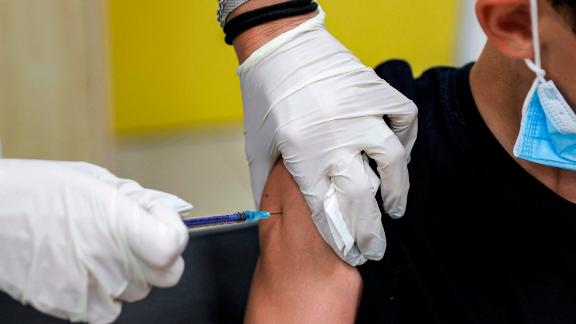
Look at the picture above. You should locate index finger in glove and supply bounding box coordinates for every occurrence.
[330,152,386,262]
[337,70,418,155]
[120,218,186,306]
[117,180,194,216]
[281,157,371,267]
[363,126,410,219]
[60,161,120,182]
[116,196,189,287]
[372,83,418,155]
[386,99,418,158]
[113,182,191,274]
[60,162,194,216]
[136,204,187,288]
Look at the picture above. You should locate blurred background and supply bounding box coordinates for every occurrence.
[0,0,485,217]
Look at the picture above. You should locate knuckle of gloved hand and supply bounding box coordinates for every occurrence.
[407,100,418,114]
[118,179,146,197]
[332,163,374,202]
[382,143,408,170]
[145,257,186,289]
[120,282,153,303]
[347,184,375,205]
[403,100,419,120]
[147,224,188,269]
[73,161,100,171]
[72,161,114,180]
[68,170,107,196]
[340,175,375,202]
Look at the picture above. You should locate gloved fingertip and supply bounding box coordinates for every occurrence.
[145,190,193,214]
[119,282,152,303]
[125,205,189,271]
[363,247,386,262]
[162,257,186,288]
[387,208,405,219]
[149,205,190,247]
[346,255,368,267]
[145,257,186,288]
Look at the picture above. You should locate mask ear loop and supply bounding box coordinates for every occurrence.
[525,59,547,83]
[525,0,547,83]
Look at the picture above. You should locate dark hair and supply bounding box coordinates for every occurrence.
[551,0,576,29]
[551,0,576,16]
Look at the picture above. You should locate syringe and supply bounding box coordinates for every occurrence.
[181,210,271,230]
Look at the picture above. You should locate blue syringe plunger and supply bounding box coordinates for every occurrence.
[183,210,271,229]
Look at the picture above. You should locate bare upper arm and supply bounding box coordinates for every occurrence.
[244,161,362,324]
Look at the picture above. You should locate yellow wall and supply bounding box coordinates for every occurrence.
[109,1,459,135]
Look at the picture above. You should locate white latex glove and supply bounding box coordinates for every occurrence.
[239,7,418,266]
[0,159,191,324]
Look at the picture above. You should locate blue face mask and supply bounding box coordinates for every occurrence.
[513,0,576,171]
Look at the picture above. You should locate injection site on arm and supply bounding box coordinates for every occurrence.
[245,161,362,323]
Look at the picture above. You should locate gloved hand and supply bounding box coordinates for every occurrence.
[239,7,418,266]
[0,159,191,324]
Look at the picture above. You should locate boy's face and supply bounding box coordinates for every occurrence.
[476,0,576,109]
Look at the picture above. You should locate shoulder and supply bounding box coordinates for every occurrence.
[373,59,462,105]
[374,60,476,153]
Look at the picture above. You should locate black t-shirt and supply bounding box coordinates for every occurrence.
[358,60,576,324]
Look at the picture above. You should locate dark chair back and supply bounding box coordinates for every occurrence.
[0,225,260,324]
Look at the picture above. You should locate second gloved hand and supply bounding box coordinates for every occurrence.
[0,159,190,324]
[239,7,418,266]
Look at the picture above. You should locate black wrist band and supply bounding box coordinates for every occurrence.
[224,0,318,45]
[224,0,311,32]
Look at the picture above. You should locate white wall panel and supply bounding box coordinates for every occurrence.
[0,0,113,166]
[457,0,487,65]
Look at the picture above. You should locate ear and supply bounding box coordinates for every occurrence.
[476,0,534,59]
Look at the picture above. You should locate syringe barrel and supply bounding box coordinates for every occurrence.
[183,212,248,228]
